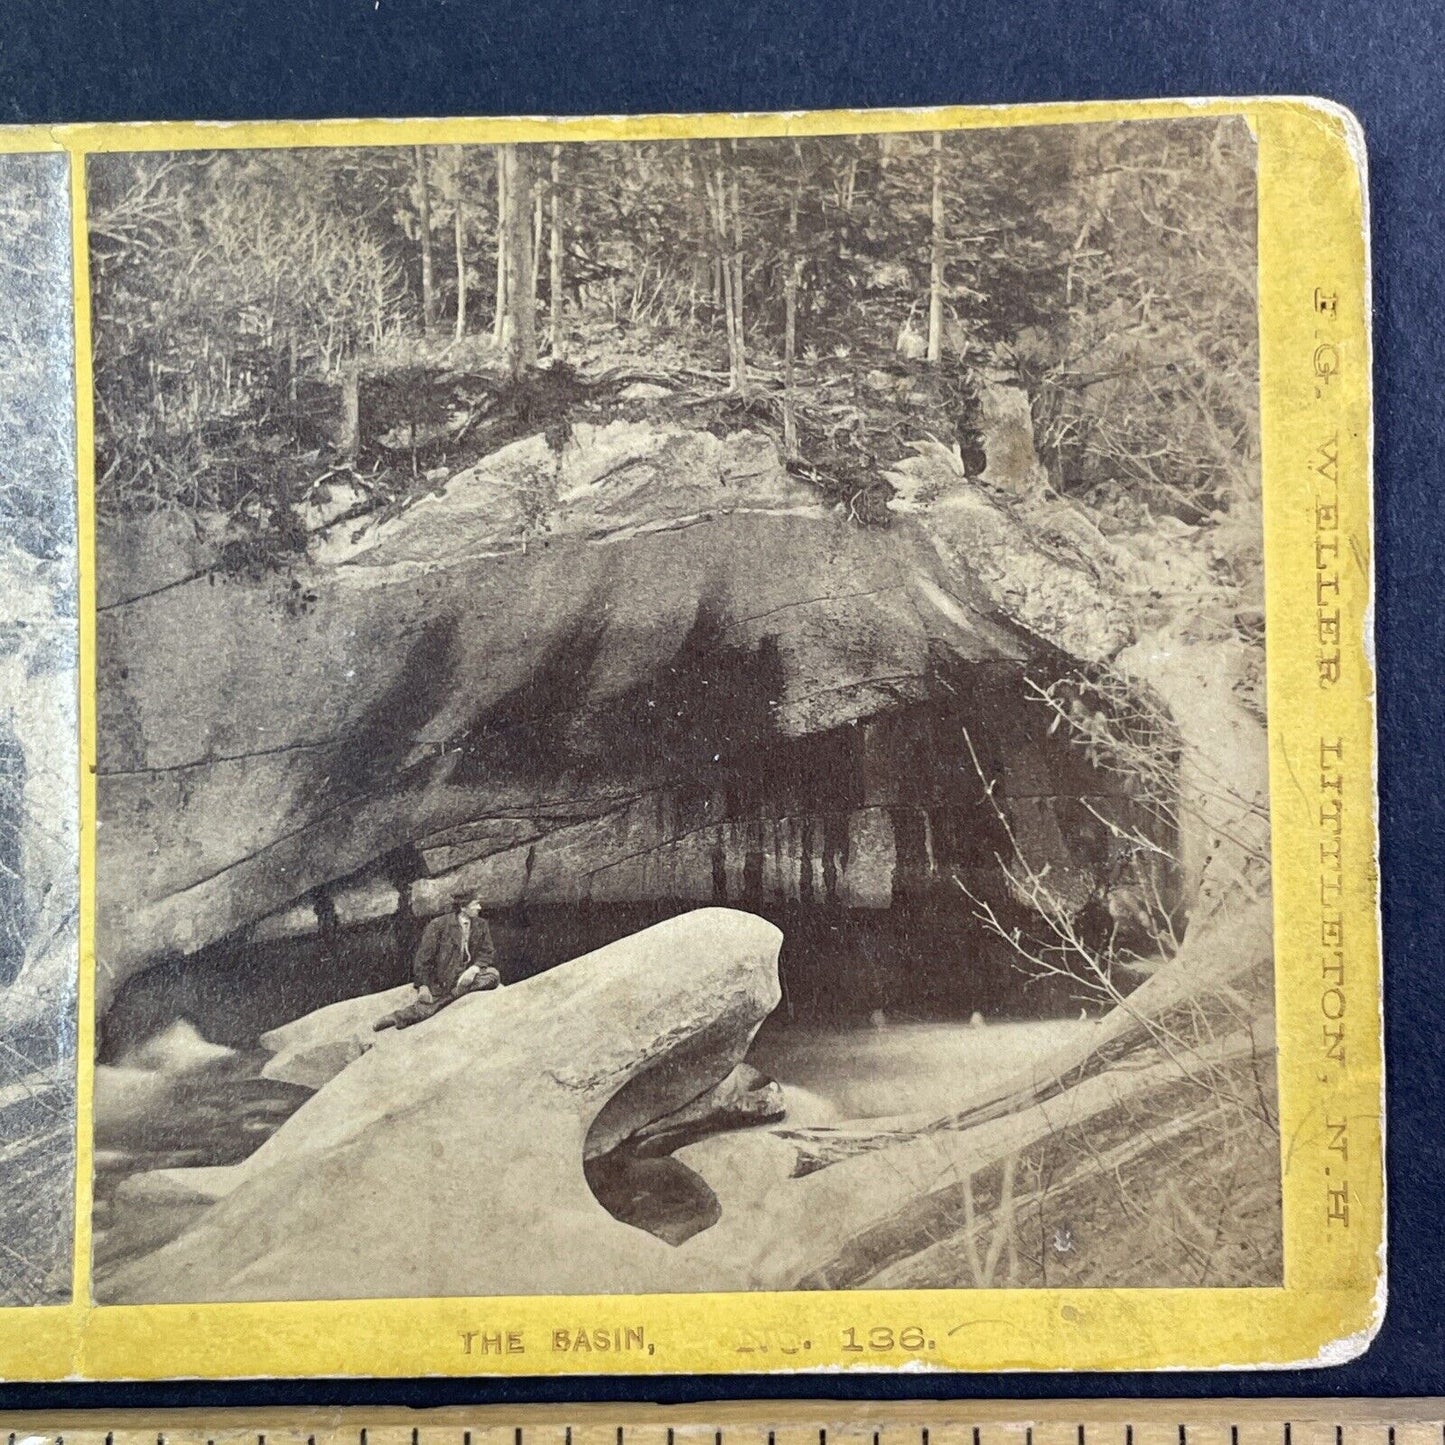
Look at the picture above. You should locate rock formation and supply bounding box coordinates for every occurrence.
[887,443,1270,916]
[92,399,1277,1291]
[259,982,788,1159]
[94,415,1175,1010]
[99,907,784,1302]
[258,983,415,1089]
[104,895,1275,1299]
[627,1062,785,1158]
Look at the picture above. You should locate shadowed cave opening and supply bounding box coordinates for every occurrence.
[95,641,1180,1263]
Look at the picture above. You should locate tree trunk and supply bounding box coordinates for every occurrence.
[927,132,945,365]
[548,145,564,358]
[500,145,538,376]
[717,206,738,386]
[783,176,801,460]
[531,183,544,307]
[339,363,360,465]
[704,146,739,390]
[415,145,436,337]
[690,142,721,310]
[729,140,746,388]
[492,146,508,345]
[453,152,467,342]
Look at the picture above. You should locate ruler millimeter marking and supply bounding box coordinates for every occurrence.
[2,1400,1443,1445]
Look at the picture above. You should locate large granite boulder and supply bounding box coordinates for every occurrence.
[99,907,783,1302]
[257,985,788,1158]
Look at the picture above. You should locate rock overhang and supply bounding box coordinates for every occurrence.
[95,423,1052,1000]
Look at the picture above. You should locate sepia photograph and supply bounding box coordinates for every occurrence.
[87,118,1280,1305]
[0,148,78,1309]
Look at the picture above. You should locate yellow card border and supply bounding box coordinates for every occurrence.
[0,95,1379,1379]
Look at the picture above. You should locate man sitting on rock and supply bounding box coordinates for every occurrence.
[373,891,501,1031]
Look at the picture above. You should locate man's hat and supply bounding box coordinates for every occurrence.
[450,888,478,906]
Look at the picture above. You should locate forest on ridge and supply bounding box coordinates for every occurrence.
[85,118,1260,568]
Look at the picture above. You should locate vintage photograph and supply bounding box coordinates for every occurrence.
[88,118,1279,1304]
[0,149,78,1309]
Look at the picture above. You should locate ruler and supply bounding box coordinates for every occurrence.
[1,1401,1441,1445]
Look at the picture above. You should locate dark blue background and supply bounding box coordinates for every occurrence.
[2,0,1439,1408]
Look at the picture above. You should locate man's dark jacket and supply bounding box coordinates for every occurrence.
[412,912,496,997]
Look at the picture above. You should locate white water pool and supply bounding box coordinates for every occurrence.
[746,1016,1094,1125]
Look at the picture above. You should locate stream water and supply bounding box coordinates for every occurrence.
[91,1004,1094,1288]
[747,1015,1091,1125]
